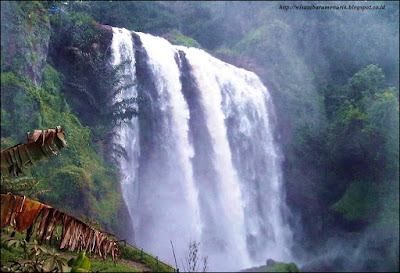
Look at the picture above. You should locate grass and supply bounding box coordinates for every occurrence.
[91,259,141,272]
[118,242,174,272]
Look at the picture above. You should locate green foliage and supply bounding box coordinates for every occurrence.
[366,91,399,176]
[42,64,64,95]
[47,8,138,142]
[77,2,180,35]
[164,29,201,48]
[346,65,387,104]
[61,51,137,132]
[1,108,12,132]
[24,63,122,227]
[1,176,39,196]
[242,261,300,272]
[376,179,399,232]
[43,248,69,272]
[1,72,41,141]
[44,166,91,211]
[0,61,122,228]
[48,9,98,53]
[214,47,238,58]
[0,229,163,273]
[234,20,325,132]
[1,1,50,85]
[331,180,379,222]
[1,137,16,151]
[1,245,25,266]
[326,65,398,182]
[68,251,91,272]
[1,237,70,272]
[286,263,300,272]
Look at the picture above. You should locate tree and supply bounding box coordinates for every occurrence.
[1,126,67,177]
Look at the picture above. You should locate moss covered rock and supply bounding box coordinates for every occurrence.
[1,1,50,86]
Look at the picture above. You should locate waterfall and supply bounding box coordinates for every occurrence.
[110,27,140,234]
[111,27,293,271]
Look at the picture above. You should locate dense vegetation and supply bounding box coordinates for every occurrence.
[1,1,134,238]
[1,1,398,271]
[1,227,173,272]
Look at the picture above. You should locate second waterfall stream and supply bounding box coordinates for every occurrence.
[111,27,293,271]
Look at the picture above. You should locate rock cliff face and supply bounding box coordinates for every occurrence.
[1,2,51,141]
[59,22,135,242]
[1,2,50,86]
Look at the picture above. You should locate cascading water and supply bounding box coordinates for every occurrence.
[111,27,293,271]
[133,31,202,260]
[110,28,140,233]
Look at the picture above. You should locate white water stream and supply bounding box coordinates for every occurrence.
[111,27,293,271]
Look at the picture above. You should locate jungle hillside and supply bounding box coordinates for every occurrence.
[1,1,399,272]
